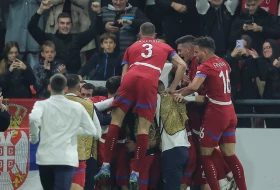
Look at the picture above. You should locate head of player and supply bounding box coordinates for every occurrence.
[49,73,67,95]
[139,22,156,39]
[194,36,216,64]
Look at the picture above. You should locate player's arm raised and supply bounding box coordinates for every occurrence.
[169,54,187,92]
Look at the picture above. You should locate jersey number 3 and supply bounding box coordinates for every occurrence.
[219,70,231,94]
[141,44,153,58]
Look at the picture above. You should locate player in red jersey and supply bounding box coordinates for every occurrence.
[174,37,247,190]
[94,22,187,189]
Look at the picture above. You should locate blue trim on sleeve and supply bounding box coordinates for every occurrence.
[222,131,236,137]
[195,73,207,78]
[135,102,157,109]
[168,52,176,61]
[184,172,192,178]
[121,61,128,65]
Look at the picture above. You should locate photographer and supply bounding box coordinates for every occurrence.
[90,0,149,54]
[229,0,280,53]
[0,41,35,98]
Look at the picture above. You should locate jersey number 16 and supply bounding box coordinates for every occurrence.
[219,70,231,94]
[141,44,153,58]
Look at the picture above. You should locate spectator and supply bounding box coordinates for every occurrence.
[33,40,67,98]
[106,76,121,98]
[156,0,200,49]
[196,0,238,57]
[78,33,122,80]
[92,86,108,98]
[5,0,43,68]
[0,41,35,98]
[91,0,149,53]
[28,0,102,73]
[229,0,280,53]
[0,95,10,132]
[256,39,280,128]
[224,35,260,127]
[44,0,96,62]
[80,83,95,98]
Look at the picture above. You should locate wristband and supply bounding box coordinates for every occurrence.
[183,96,196,102]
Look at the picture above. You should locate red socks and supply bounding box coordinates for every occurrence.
[212,149,226,180]
[200,155,220,190]
[131,134,149,172]
[103,124,120,163]
[223,155,247,190]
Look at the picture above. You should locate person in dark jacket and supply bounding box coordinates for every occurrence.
[0,95,10,132]
[78,32,122,80]
[90,0,149,54]
[224,35,261,128]
[256,39,280,128]
[0,41,35,98]
[196,0,238,57]
[229,0,280,53]
[33,41,67,98]
[28,0,102,74]
[155,0,200,49]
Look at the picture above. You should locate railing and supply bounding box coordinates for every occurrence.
[234,99,280,119]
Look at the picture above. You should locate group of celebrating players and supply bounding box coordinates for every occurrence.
[92,22,247,190]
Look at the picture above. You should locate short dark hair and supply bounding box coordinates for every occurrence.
[81,83,95,91]
[100,32,116,43]
[50,74,67,93]
[92,86,108,97]
[194,36,216,52]
[66,74,80,89]
[140,22,155,37]
[42,40,55,51]
[106,76,121,94]
[175,35,195,45]
[57,12,72,22]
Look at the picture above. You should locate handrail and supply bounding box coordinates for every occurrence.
[236,114,280,118]
[233,99,280,105]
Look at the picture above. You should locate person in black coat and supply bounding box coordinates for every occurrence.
[28,0,102,74]
[78,33,122,80]
[0,96,10,132]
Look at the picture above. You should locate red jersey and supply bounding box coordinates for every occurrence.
[196,56,232,105]
[189,57,199,81]
[122,38,176,86]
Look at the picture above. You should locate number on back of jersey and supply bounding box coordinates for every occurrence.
[141,44,153,58]
[219,70,231,94]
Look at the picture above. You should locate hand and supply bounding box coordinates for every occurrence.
[173,93,184,102]
[44,59,50,70]
[38,0,53,14]
[15,59,27,70]
[273,58,280,68]
[231,47,246,57]
[57,65,66,74]
[118,19,132,30]
[171,2,187,13]
[0,96,6,112]
[105,22,119,33]
[248,23,262,32]
[243,24,250,31]
[9,61,18,72]
[182,75,190,84]
[162,88,175,94]
[91,2,101,14]
[247,48,259,58]
[126,140,136,152]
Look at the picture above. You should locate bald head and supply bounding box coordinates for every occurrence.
[139,22,156,38]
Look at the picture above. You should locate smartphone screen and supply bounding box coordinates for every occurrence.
[236,40,244,50]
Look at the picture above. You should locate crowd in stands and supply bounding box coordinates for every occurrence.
[1,0,280,189]
[1,0,280,128]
